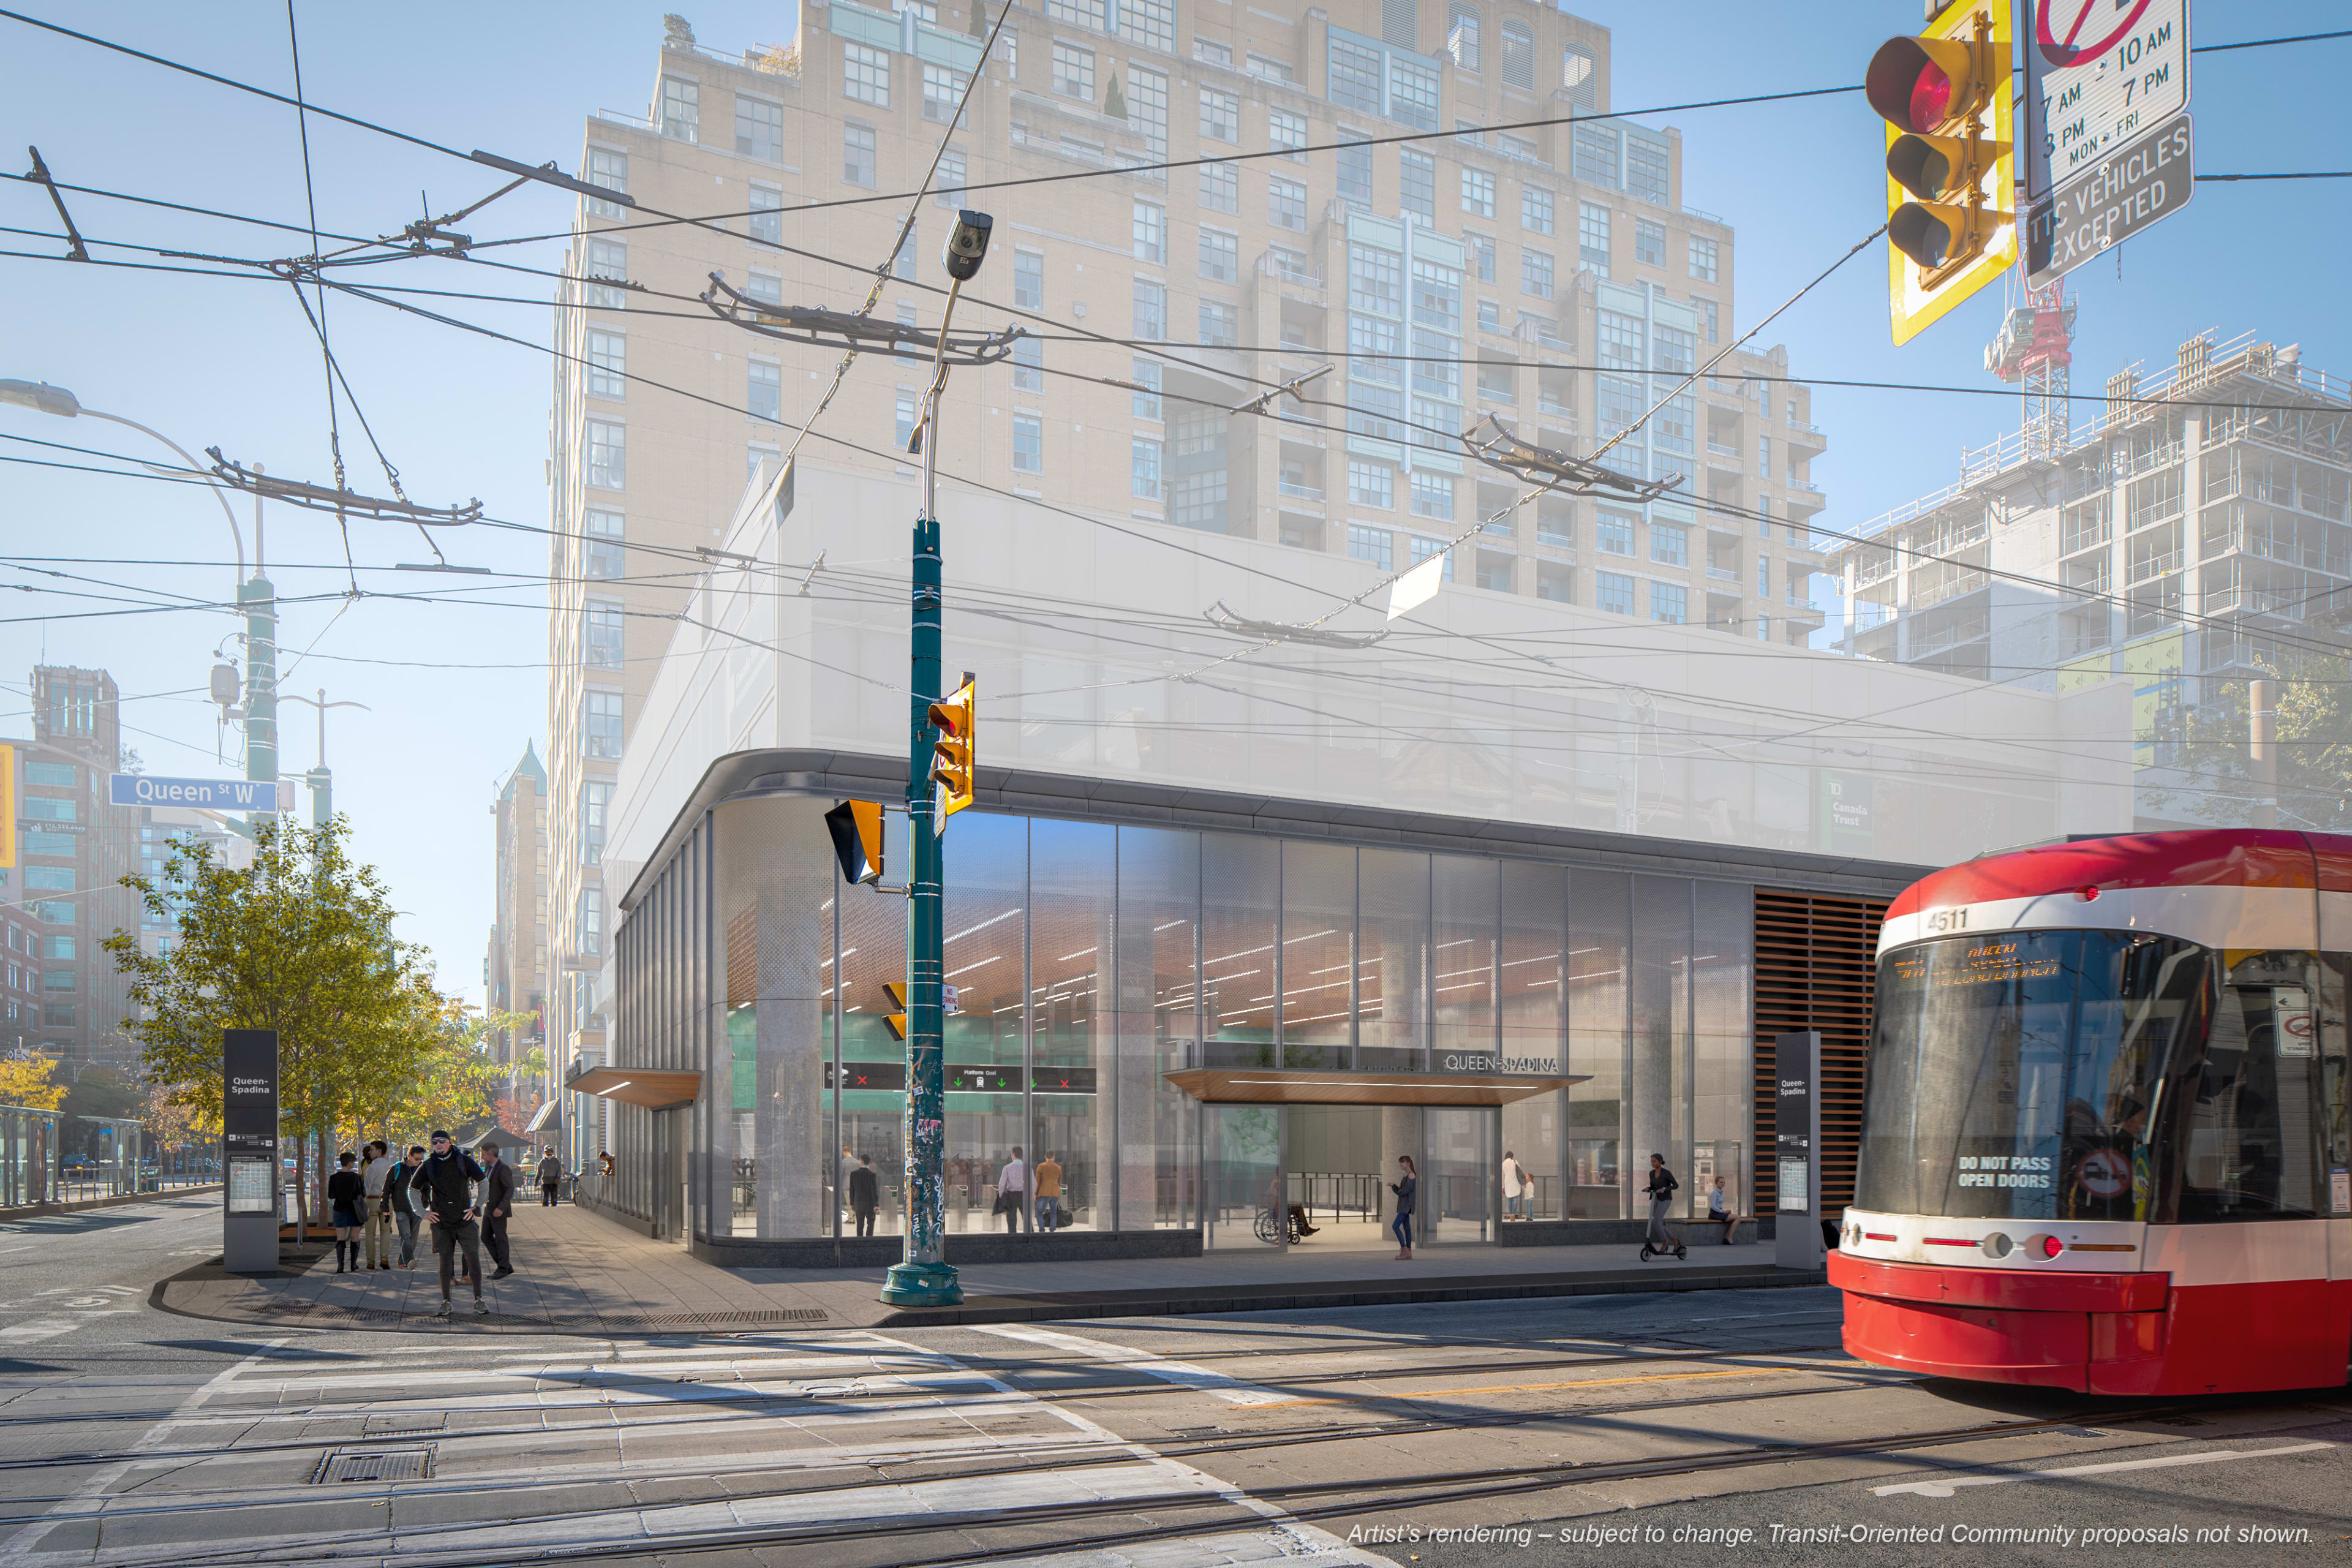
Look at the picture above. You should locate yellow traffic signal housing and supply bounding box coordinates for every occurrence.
[881,981,908,1042]
[1868,2,2013,345]
[823,798,886,886]
[927,671,977,824]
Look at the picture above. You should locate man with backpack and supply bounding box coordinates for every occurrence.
[409,1130,489,1317]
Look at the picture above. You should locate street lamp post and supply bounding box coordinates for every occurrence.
[280,688,369,826]
[880,214,998,1311]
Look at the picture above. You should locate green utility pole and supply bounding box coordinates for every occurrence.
[238,576,276,820]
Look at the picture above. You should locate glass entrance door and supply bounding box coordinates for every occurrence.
[1423,1106,1496,1244]
[1205,1104,1283,1249]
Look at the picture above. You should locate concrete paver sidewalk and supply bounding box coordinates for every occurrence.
[156,1199,1823,1334]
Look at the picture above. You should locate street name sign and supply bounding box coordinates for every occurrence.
[2026,111,2193,288]
[110,773,293,812]
[2025,0,2190,200]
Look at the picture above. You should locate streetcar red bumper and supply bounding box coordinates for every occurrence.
[1828,1252,2170,1394]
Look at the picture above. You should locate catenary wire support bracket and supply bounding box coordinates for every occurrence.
[1462,414,1681,501]
[1202,600,1389,649]
[204,448,483,526]
[1231,363,1333,417]
[701,272,1025,366]
[23,146,88,262]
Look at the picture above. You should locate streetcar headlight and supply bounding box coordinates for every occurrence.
[1980,1232,2014,1259]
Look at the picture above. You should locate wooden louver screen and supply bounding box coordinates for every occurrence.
[1752,889,1888,1218]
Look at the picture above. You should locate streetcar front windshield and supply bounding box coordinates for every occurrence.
[1855,930,2206,1222]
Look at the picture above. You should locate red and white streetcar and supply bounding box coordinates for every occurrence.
[1831,829,2352,1395]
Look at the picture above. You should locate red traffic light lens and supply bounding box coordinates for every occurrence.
[1866,37,1980,134]
[1888,205,1953,270]
[1909,63,1953,132]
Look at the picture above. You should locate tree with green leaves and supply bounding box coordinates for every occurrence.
[2139,653,2352,834]
[105,815,443,1222]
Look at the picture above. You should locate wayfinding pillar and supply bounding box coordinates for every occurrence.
[223,1029,279,1274]
[1773,1030,1825,1270]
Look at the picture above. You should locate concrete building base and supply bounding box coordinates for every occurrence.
[1497,1216,1779,1247]
[696,1227,1206,1269]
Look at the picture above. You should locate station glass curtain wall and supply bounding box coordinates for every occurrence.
[612,798,1753,1243]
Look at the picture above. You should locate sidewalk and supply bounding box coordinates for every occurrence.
[156,1200,1826,1335]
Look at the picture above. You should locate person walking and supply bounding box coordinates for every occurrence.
[997,1147,1027,1235]
[479,1141,516,1280]
[393,1145,426,1270]
[1388,1156,1418,1260]
[1644,1153,1679,1249]
[360,1140,396,1269]
[1499,1150,1526,1221]
[1033,1151,1063,1232]
[849,1153,878,1237]
[538,1145,562,1207]
[326,1151,366,1273]
[1708,1175,1740,1245]
[410,1131,489,1316]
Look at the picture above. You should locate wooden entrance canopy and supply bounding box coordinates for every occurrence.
[1163,1068,1585,1107]
[564,1067,703,1110]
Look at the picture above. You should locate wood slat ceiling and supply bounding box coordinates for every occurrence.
[1753,889,1887,1219]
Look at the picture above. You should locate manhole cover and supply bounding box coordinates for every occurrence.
[314,1447,434,1483]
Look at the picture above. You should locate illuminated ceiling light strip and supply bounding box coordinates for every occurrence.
[945,956,1002,978]
[947,908,1021,944]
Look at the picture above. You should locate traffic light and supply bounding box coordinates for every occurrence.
[824,798,886,886]
[880,981,908,1042]
[1868,2,2013,345]
[927,671,977,827]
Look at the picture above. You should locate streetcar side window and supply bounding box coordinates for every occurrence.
[2316,954,2351,1212]
[2176,951,2322,1222]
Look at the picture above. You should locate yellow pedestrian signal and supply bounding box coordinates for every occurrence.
[927,671,976,826]
[824,798,886,886]
[1868,2,2013,345]
[881,981,908,1042]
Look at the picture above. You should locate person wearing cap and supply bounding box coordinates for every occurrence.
[538,1145,563,1207]
[478,1140,516,1280]
[409,1131,489,1316]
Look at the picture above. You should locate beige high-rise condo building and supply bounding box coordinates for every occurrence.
[543,2,1834,1072]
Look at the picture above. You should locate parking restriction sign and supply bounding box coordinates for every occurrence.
[2026,0,2191,200]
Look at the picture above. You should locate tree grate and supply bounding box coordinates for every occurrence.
[313,1447,434,1483]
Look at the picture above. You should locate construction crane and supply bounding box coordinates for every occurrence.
[1985,273,2076,461]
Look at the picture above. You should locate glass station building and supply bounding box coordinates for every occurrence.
[580,752,1921,1259]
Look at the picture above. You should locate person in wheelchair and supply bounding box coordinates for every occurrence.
[1258,1175,1319,1241]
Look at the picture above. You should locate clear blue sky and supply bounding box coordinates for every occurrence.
[2,2,2345,1002]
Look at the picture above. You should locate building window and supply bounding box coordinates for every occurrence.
[1464,233,1495,284]
[1520,249,1553,299]
[1349,461,1394,508]
[1691,294,1718,343]
[1593,571,1632,614]
[1649,521,1687,566]
[934,148,967,207]
[1520,185,1554,235]
[1130,357,1163,420]
[1048,0,1106,26]
[1052,41,1095,100]
[1012,413,1042,472]
[1758,435,1771,477]
[582,598,625,668]
[1011,334,1043,391]
[1126,66,1169,157]
[1597,309,1643,371]
[1572,123,1619,188]
[1627,135,1670,205]
[1131,200,1166,262]
[744,270,782,306]
[745,184,783,247]
[659,75,698,141]
[1125,0,1174,52]
[1197,160,1238,213]
[1409,535,1456,580]
[583,509,624,579]
[1411,470,1455,519]
[736,95,783,160]
[585,420,625,491]
[1348,524,1393,570]
[578,889,604,957]
[1198,300,1238,345]
[1133,278,1166,340]
[1536,560,1573,601]
[1563,43,1598,108]
[1388,56,1438,129]
[891,221,921,281]
[922,64,968,122]
[747,360,782,421]
[1271,107,1306,161]
[1329,38,1382,114]
[896,388,918,450]
[1199,88,1238,141]
[1349,244,1403,314]
[1131,436,1163,499]
[1635,219,1665,267]
[895,301,921,365]
[1689,235,1719,282]
[1013,249,1045,310]
[1596,510,1634,556]
[1269,176,1308,231]
[1461,167,1494,217]
[1400,149,1436,220]
[585,330,625,399]
[583,690,623,758]
[1477,298,1501,332]
[1650,581,1687,624]
[1652,323,1696,377]
[1578,202,1611,274]
[1499,20,1534,88]
[1247,51,1292,81]
[1198,226,1238,282]
[580,781,611,867]
[586,236,628,308]
[585,148,628,219]
[844,43,890,107]
[42,1003,73,1029]
[1448,4,1481,70]
[1757,554,1771,598]
[839,125,878,189]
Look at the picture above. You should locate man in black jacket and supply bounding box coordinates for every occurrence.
[410,1131,488,1316]
[848,1154,878,1237]
[479,1140,516,1280]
